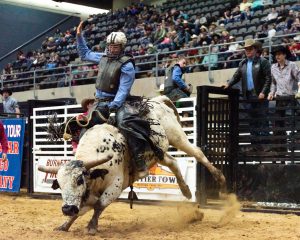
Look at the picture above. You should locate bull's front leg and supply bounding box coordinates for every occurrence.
[54,215,78,231]
[85,177,124,235]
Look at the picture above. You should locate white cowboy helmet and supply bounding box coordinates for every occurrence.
[106,32,127,47]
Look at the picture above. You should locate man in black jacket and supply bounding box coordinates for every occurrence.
[223,38,272,151]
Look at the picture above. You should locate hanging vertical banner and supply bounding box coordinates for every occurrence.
[0,118,26,192]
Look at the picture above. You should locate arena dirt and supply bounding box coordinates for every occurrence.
[0,194,299,240]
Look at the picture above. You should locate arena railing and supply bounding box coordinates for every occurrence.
[1,31,299,95]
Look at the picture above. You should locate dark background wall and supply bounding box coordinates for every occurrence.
[0,3,80,69]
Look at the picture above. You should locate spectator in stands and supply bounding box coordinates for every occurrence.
[189,34,200,49]
[153,22,167,45]
[265,8,278,24]
[287,10,296,30]
[251,0,264,12]
[261,48,270,60]
[201,45,219,71]
[278,4,289,21]
[268,24,277,38]
[220,31,230,43]
[0,88,21,118]
[241,6,252,21]
[256,24,268,38]
[231,5,241,22]
[198,31,211,46]
[2,63,13,81]
[198,13,207,26]
[46,37,57,52]
[224,37,243,68]
[224,10,234,24]
[289,39,300,60]
[239,0,252,12]
[268,46,300,152]
[227,36,241,52]
[76,21,162,178]
[223,39,272,151]
[208,22,218,35]
[152,57,172,77]
[158,32,173,50]
[146,43,157,55]
[164,57,192,101]
[193,14,202,34]
[291,4,300,12]
[0,120,8,162]
[54,28,62,39]
[290,17,300,33]
[140,25,153,48]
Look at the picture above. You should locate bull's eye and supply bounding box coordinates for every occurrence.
[76,175,84,186]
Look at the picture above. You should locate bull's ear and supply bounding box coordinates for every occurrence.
[51,179,60,190]
[90,169,109,180]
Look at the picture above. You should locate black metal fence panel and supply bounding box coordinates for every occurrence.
[196,86,239,204]
[197,87,300,204]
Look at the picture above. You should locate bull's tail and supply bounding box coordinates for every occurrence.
[151,96,182,126]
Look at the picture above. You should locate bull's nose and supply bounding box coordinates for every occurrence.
[62,204,79,216]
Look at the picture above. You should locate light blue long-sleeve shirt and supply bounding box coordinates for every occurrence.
[246,59,255,90]
[172,65,187,89]
[76,33,135,109]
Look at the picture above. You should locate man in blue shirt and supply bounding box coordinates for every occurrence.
[164,57,192,101]
[76,21,162,178]
[223,38,272,152]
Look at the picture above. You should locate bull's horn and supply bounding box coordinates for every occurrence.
[38,165,59,174]
[83,154,113,170]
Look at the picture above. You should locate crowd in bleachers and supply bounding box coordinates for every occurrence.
[1,0,300,92]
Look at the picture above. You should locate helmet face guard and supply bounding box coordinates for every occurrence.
[106,44,124,58]
[106,32,127,58]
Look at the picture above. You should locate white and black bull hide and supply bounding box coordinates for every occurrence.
[38,96,226,235]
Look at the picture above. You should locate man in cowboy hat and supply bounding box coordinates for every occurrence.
[223,38,271,98]
[71,98,95,154]
[81,98,95,113]
[223,38,272,151]
[0,88,20,118]
[267,45,300,152]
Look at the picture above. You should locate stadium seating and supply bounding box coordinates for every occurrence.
[1,0,300,92]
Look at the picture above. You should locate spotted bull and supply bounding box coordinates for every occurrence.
[38,96,226,235]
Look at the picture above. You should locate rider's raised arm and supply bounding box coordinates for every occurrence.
[76,33,104,63]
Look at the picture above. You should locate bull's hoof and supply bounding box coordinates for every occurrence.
[84,227,97,235]
[54,226,69,232]
[213,169,226,187]
[181,184,192,200]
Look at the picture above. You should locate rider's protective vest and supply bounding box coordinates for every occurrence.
[96,55,134,94]
[164,64,183,92]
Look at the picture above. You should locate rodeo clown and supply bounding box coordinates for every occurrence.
[75,21,163,178]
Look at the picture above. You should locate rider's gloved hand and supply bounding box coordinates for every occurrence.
[107,106,118,125]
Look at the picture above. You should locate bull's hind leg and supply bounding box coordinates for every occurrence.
[170,135,226,189]
[54,215,78,231]
[85,176,124,235]
[160,153,192,199]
